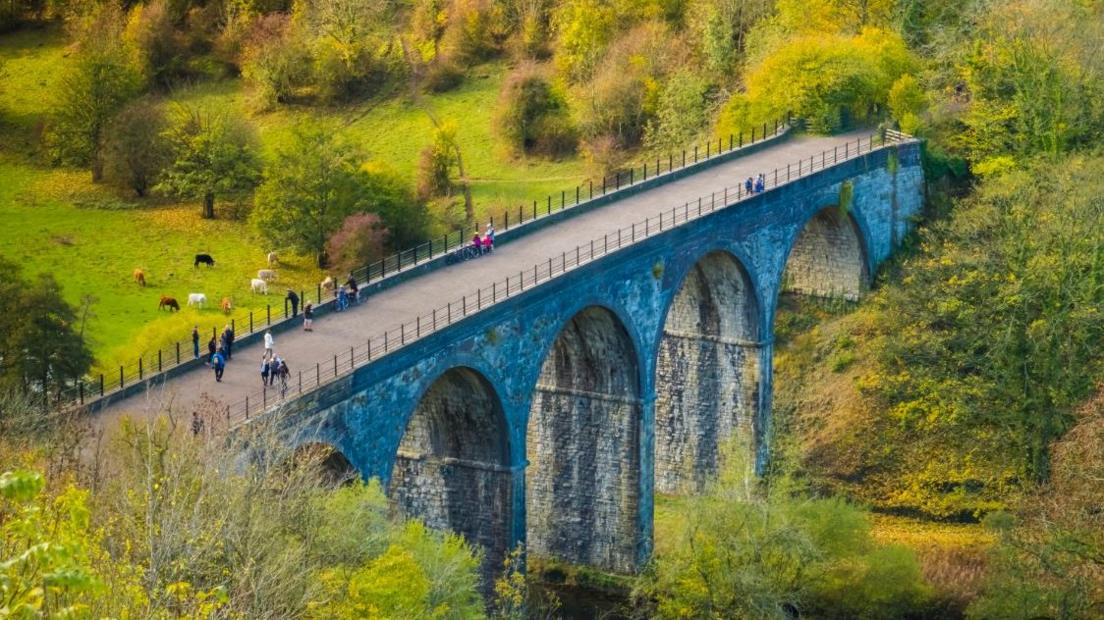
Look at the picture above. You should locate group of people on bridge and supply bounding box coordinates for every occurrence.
[745,174,767,195]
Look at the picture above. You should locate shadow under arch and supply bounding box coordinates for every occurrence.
[654,250,762,494]
[526,305,643,573]
[782,206,871,301]
[291,442,357,487]
[388,366,512,573]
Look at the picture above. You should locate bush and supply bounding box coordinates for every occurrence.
[123,0,183,88]
[644,69,711,152]
[715,27,914,136]
[240,14,311,110]
[440,0,503,65]
[572,20,688,148]
[495,61,575,157]
[640,441,931,619]
[326,213,390,274]
[102,98,170,197]
[551,0,616,82]
[422,58,465,92]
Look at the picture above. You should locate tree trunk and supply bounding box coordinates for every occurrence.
[91,155,103,183]
[202,192,215,219]
[317,249,328,269]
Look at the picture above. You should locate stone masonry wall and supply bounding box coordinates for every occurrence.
[389,368,512,573]
[526,307,641,573]
[655,252,760,493]
[782,208,869,300]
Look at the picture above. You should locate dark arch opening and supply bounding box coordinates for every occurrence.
[526,306,642,573]
[292,442,356,487]
[655,251,761,494]
[783,207,870,301]
[388,367,512,574]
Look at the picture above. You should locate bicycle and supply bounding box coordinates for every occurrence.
[445,245,480,265]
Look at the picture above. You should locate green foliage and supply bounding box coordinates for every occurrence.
[718,27,914,135]
[644,69,709,152]
[551,0,615,82]
[887,73,926,134]
[46,48,142,179]
[0,257,92,396]
[863,156,1104,514]
[954,1,1104,175]
[495,61,575,157]
[640,442,931,619]
[685,0,772,78]
[157,106,262,219]
[252,121,367,266]
[122,0,183,89]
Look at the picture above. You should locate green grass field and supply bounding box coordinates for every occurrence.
[0,27,591,374]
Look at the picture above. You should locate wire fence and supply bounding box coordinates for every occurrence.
[39,115,792,411]
[207,128,909,427]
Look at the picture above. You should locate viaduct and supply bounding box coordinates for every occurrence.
[97,128,924,575]
[265,131,924,574]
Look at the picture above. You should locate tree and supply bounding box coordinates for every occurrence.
[0,258,92,399]
[251,122,365,267]
[47,49,142,181]
[157,107,261,219]
[495,61,575,157]
[645,69,710,152]
[102,99,170,197]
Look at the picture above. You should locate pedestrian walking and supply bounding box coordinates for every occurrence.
[225,324,235,360]
[485,223,495,253]
[207,336,217,366]
[337,286,348,312]
[303,302,314,332]
[263,329,274,359]
[212,349,226,382]
[744,177,753,195]
[192,326,200,359]
[286,289,300,317]
[260,356,270,388]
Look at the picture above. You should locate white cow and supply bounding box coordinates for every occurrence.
[251,278,268,295]
[187,293,207,307]
[257,269,278,282]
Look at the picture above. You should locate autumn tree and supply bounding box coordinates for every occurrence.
[102,98,170,197]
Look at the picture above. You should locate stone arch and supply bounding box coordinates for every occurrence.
[389,366,512,572]
[655,251,761,494]
[526,306,642,573]
[782,206,870,300]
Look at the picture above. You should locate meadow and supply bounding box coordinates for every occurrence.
[0,26,589,374]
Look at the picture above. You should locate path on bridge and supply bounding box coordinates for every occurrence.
[98,131,869,427]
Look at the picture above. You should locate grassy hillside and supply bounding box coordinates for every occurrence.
[0,27,590,373]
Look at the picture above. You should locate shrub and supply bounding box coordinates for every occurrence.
[422,58,465,92]
[495,61,575,157]
[440,0,503,65]
[644,69,711,152]
[326,213,390,274]
[123,0,183,88]
[102,98,170,197]
[715,27,914,136]
[240,14,311,110]
[551,0,616,82]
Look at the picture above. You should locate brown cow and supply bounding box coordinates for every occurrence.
[221,297,233,314]
[133,268,146,287]
[158,295,180,312]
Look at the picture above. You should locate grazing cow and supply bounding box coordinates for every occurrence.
[220,297,233,314]
[194,254,215,268]
[251,278,268,295]
[267,251,279,266]
[257,269,278,282]
[133,268,146,287]
[321,276,335,292]
[159,296,180,312]
[187,293,207,307]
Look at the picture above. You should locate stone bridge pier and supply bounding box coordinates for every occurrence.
[276,140,924,575]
